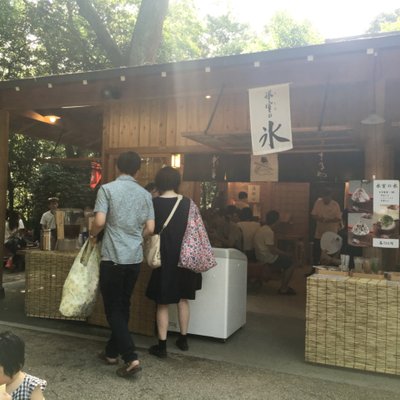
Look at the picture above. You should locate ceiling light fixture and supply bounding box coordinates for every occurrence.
[45,115,61,124]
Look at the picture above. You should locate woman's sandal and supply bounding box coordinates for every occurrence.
[116,361,142,378]
[97,351,119,365]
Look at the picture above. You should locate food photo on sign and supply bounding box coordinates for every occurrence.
[347,180,374,247]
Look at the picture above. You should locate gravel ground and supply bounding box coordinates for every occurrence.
[1,323,397,400]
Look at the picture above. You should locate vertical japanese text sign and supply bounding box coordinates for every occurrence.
[249,83,293,155]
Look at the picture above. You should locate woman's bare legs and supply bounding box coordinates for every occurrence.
[149,304,169,358]
[177,299,190,334]
[156,304,169,340]
[176,299,190,351]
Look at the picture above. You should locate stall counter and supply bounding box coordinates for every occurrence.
[24,249,155,335]
[305,273,400,375]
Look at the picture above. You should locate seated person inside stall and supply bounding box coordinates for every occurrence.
[4,210,26,271]
[237,207,260,261]
[254,210,296,295]
[206,206,243,250]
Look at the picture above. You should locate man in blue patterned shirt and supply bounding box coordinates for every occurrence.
[91,151,154,377]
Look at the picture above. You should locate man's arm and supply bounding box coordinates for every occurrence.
[143,219,155,237]
[90,211,106,241]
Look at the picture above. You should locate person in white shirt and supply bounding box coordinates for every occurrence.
[237,207,259,261]
[254,210,296,295]
[235,191,250,210]
[40,197,59,230]
[4,210,25,269]
[311,188,342,264]
[4,210,24,243]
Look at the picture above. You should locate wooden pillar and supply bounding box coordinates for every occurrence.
[362,79,396,267]
[0,110,9,298]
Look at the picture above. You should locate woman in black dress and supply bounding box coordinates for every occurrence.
[146,167,202,358]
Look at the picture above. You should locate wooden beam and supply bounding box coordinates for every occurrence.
[0,110,9,297]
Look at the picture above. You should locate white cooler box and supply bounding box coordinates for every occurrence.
[168,248,247,340]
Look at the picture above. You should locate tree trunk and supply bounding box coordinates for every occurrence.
[128,0,169,66]
[75,0,124,67]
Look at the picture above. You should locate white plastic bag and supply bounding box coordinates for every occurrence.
[59,240,100,317]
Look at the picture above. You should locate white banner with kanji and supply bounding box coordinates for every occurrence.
[249,83,293,155]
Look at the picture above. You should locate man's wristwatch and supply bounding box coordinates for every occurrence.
[89,233,96,239]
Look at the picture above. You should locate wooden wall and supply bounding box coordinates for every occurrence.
[103,96,215,151]
[102,83,370,153]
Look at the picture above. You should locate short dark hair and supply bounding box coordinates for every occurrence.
[0,331,25,377]
[117,151,141,176]
[239,207,253,221]
[238,191,248,200]
[265,210,280,226]
[144,182,157,192]
[155,166,181,192]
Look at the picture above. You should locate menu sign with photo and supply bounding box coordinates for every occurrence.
[347,180,374,248]
[372,180,399,248]
[347,180,399,248]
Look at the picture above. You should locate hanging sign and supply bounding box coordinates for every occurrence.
[250,154,278,182]
[247,184,260,203]
[90,161,102,189]
[249,83,293,155]
[372,180,399,248]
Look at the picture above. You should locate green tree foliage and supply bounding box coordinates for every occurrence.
[0,0,39,79]
[158,3,262,62]
[158,0,204,62]
[2,1,326,222]
[0,0,164,77]
[30,163,97,231]
[7,133,65,223]
[200,13,259,57]
[26,0,112,74]
[264,11,323,49]
[368,9,400,33]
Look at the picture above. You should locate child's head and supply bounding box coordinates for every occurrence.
[0,331,25,379]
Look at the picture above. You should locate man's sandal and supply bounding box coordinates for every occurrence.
[97,351,119,365]
[116,361,142,378]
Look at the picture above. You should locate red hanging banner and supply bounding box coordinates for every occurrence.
[90,161,102,189]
